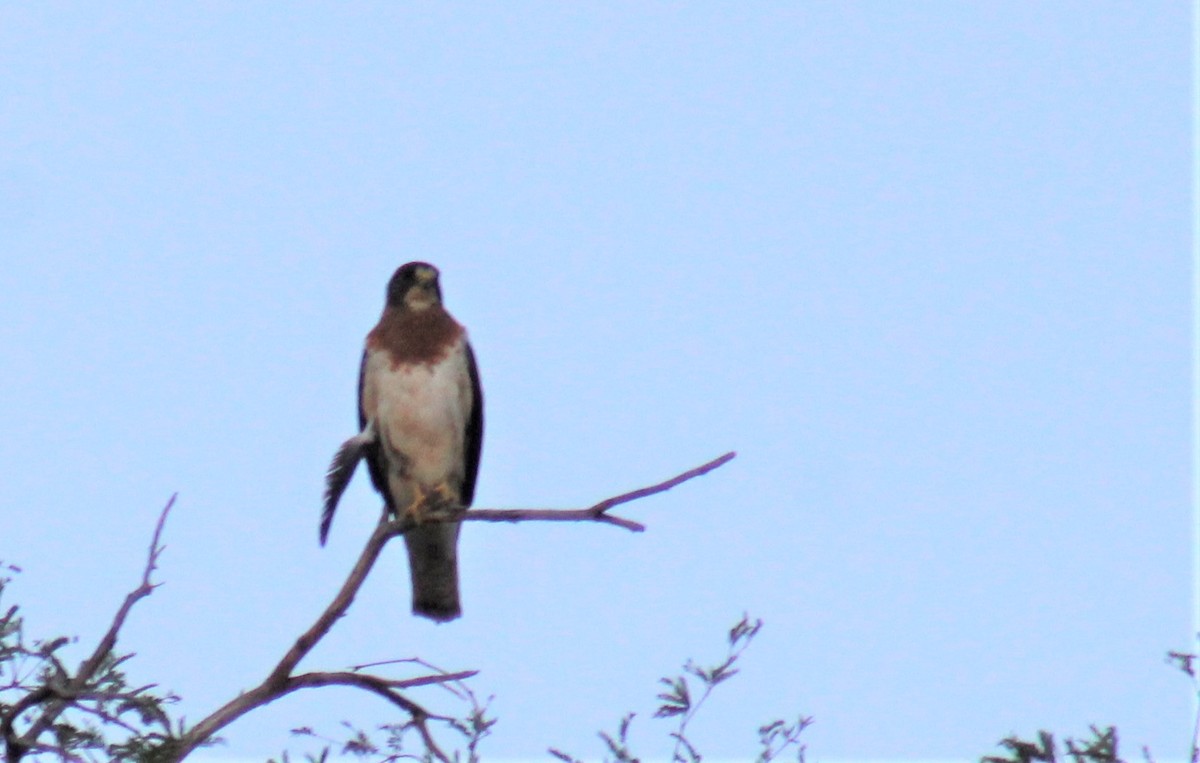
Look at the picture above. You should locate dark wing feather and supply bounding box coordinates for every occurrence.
[319,349,386,546]
[320,422,375,545]
[358,348,393,513]
[460,341,484,507]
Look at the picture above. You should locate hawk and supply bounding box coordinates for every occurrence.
[321,262,483,622]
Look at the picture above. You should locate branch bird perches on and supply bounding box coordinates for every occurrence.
[2,452,736,762]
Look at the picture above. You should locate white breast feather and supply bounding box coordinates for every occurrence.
[363,336,472,501]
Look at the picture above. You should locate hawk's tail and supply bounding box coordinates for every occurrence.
[404,522,462,622]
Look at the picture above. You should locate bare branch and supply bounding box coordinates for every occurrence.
[17,739,89,763]
[289,672,448,719]
[391,670,479,689]
[5,494,175,761]
[175,452,736,760]
[462,507,648,532]
[2,685,54,758]
[180,671,455,763]
[291,672,455,762]
[461,451,736,533]
[174,515,396,757]
[585,450,737,514]
[296,669,478,691]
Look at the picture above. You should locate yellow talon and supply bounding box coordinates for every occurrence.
[400,483,459,524]
[402,485,429,523]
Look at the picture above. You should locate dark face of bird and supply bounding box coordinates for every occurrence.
[386,262,442,311]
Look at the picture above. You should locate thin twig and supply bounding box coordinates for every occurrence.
[459,451,737,533]
[587,451,737,514]
[5,495,175,761]
[391,670,478,689]
[351,657,427,671]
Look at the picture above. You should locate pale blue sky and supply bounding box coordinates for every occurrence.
[0,3,1191,761]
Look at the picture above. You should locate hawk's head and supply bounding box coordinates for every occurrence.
[386,262,443,311]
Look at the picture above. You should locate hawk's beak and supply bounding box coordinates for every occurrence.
[404,265,442,310]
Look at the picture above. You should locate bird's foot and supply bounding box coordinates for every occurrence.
[423,482,459,521]
[401,483,459,525]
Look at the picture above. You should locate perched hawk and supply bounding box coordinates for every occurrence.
[321,262,484,622]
